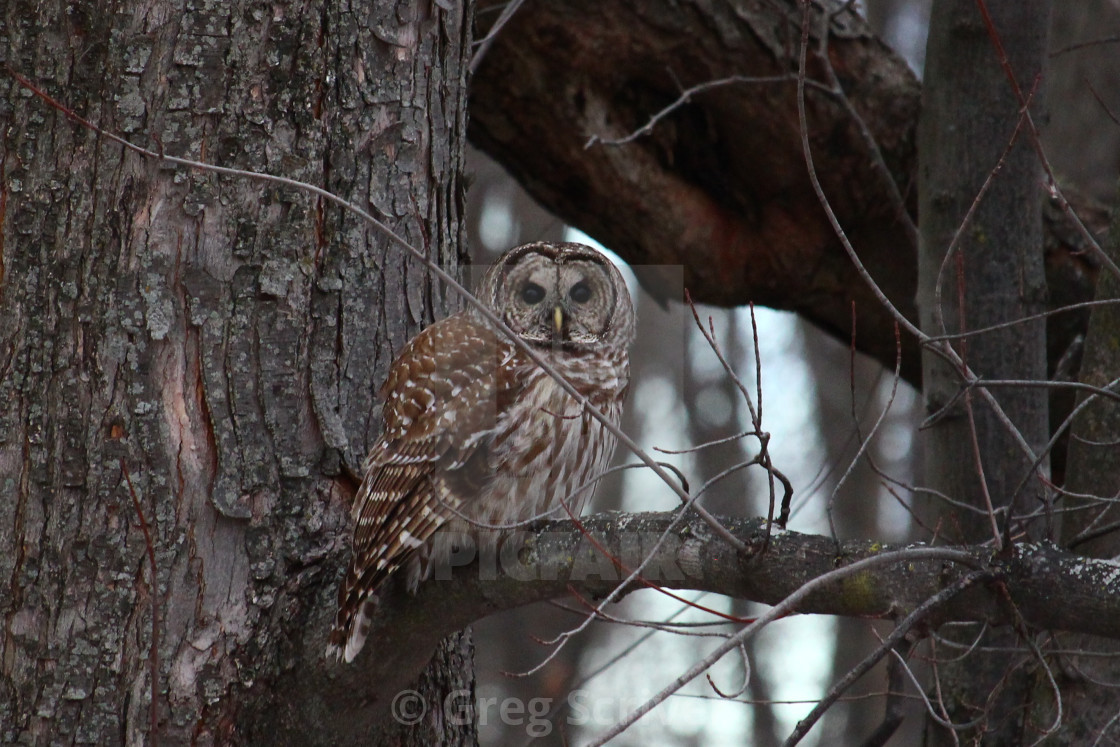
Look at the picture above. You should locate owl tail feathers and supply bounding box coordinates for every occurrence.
[325,593,380,663]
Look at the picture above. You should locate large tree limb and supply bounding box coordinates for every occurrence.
[469,0,1105,385]
[281,510,1120,741]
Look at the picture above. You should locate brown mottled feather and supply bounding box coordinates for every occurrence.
[327,315,522,660]
[327,242,635,662]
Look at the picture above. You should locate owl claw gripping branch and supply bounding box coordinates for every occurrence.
[327,242,636,662]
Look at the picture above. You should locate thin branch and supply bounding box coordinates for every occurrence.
[585,74,831,149]
[826,320,903,540]
[684,291,793,533]
[974,0,1120,282]
[923,299,1120,344]
[1086,79,1120,128]
[585,546,982,746]
[896,640,982,737]
[930,72,1039,342]
[862,643,912,747]
[963,380,1003,550]
[1050,34,1120,57]
[784,571,991,746]
[513,492,747,679]
[470,0,528,74]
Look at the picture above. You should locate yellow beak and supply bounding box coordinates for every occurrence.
[553,305,564,335]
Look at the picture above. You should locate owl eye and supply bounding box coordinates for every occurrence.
[568,281,593,304]
[520,282,546,305]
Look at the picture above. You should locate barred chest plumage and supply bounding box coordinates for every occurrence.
[483,343,628,521]
[424,342,630,573]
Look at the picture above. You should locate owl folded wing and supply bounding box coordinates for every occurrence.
[327,314,522,661]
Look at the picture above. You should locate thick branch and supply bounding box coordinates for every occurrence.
[299,510,1120,738]
[469,0,1105,385]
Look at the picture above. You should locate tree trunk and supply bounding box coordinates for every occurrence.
[1034,5,1120,733]
[0,1,473,743]
[917,0,1051,743]
[1035,185,1120,744]
[1043,2,1120,204]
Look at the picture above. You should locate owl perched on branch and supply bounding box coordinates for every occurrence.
[328,241,636,662]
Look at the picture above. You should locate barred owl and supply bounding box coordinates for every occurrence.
[327,241,636,662]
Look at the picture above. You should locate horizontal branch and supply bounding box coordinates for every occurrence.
[302,510,1120,738]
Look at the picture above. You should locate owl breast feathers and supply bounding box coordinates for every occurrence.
[327,241,636,662]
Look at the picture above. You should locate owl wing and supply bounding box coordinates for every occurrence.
[327,313,519,662]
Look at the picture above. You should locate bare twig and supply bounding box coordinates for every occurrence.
[895,640,981,738]
[585,74,830,149]
[585,547,982,746]
[963,381,1004,550]
[1086,79,1120,128]
[826,320,903,541]
[514,485,749,678]
[470,0,528,74]
[863,643,913,747]
[929,74,1038,341]
[925,299,1120,344]
[974,0,1119,282]
[784,571,990,746]
[683,291,793,535]
[1050,34,1120,57]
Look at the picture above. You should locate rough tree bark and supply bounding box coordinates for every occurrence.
[918,1,1051,543]
[917,1,1052,743]
[0,1,472,743]
[302,511,1120,672]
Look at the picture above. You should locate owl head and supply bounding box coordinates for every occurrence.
[475,242,636,350]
